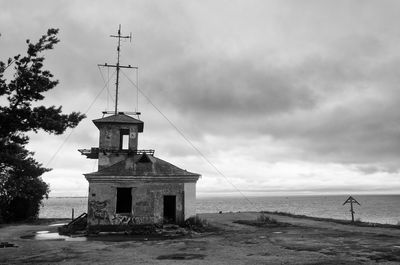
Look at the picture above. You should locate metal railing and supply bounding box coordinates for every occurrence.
[78,148,155,158]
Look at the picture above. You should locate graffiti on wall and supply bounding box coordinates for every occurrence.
[131,216,153,224]
[88,200,154,225]
[111,214,133,225]
[110,214,153,225]
[89,200,110,224]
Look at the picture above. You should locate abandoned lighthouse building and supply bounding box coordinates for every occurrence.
[78,26,200,231]
[79,113,200,230]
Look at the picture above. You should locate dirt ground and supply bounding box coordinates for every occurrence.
[1,212,400,264]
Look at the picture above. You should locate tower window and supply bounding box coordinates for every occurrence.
[120,129,130,150]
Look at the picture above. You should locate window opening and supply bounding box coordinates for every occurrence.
[116,188,132,213]
[138,154,152,163]
[120,129,130,150]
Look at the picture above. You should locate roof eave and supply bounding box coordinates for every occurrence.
[93,120,144,132]
[84,174,200,183]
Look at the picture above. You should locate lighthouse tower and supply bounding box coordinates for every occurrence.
[79,26,200,231]
[93,113,144,170]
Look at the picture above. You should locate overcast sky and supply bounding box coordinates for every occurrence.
[1,0,400,197]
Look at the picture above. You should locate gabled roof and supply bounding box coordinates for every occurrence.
[85,154,200,182]
[93,114,144,132]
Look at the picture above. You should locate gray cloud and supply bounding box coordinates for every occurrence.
[148,57,316,117]
[2,0,400,195]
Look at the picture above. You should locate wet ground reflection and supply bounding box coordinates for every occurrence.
[21,231,86,241]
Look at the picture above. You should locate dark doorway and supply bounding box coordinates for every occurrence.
[163,195,176,223]
[116,188,132,213]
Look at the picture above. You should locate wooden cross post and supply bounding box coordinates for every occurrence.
[343,196,361,222]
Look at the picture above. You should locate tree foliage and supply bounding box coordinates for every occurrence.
[0,29,86,222]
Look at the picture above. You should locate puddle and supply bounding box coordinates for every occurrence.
[49,223,68,227]
[394,246,400,249]
[21,231,86,241]
[157,253,206,260]
[36,231,50,234]
[273,231,283,234]
[20,231,173,242]
[89,234,174,242]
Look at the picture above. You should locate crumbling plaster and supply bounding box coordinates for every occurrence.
[87,182,186,226]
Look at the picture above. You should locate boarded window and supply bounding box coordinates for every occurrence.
[116,188,132,213]
[120,129,130,150]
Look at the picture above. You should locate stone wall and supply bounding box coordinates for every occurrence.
[98,124,139,169]
[87,182,186,228]
[98,124,139,150]
[184,182,196,219]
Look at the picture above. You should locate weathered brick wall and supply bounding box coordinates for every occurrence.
[87,182,185,229]
[97,124,139,169]
[98,124,139,150]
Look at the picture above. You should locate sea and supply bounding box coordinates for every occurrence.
[39,195,400,225]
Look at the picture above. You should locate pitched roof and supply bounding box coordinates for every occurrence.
[85,154,200,182]
[93,114,144,132]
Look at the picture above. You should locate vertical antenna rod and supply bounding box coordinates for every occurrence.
[115,26,121,113]
[111,25,123,114]
[98,25,136,114]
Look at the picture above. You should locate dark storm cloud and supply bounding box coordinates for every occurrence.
[2,0,400,195]
[136,31,400,172]
[146,56,316,118]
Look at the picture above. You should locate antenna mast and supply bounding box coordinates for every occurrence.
[98,24,137,115]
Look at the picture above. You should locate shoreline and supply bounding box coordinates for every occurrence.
[46,193,400,198]
[1,211,400,264]
[33,210,400,228]
[40,195,400,225]
[261,210,400,229]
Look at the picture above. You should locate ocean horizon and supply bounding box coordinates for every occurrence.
[39,194,400,225]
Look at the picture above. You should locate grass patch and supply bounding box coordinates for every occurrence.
[257,214,279,224]
[263,211,400,229]
[184,215,216,233]
[234,213,291,228]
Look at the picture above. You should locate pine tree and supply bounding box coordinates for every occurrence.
[0,29,85,222]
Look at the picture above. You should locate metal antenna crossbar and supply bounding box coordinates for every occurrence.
[343,196,361,223]
[98,24,138,114]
